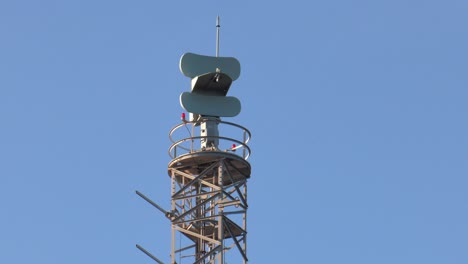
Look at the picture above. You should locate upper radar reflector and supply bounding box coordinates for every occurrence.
[180,53,241,81]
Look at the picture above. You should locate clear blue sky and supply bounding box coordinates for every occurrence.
[1,0,467,263]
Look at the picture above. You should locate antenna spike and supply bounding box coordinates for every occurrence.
[216,16,220,57]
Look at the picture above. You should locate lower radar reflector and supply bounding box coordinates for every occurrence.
[180,92,241,117]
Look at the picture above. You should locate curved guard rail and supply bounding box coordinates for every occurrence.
[168,119,251,160]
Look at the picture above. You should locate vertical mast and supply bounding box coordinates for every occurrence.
[137,17,251,264]
[216,16,220,57]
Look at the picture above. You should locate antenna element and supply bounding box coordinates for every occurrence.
[216,16,220,57]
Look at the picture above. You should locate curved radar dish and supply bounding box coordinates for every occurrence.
[180,92,241,117]
[179,52,242,117]
[180,53,241,80]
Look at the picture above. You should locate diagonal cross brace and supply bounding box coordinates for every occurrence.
[171,160,222,199]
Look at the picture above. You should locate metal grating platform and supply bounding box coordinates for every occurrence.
[168,151,251,185]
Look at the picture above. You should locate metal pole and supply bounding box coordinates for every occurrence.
[217,163,225,263]
[243,131,247,159]
[171,171,176,264]
[216,16,220,57]
[136,244,165,264]
[197,182,205,263]
[135,190,168,215]
[243,183,248,264]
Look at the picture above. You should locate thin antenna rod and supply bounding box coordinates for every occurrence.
[136,190,168,215]
[136,244,165,264]
[216,16,220,57]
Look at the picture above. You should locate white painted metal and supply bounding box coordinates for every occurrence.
[179,53,241,81]
[179,92,241,117]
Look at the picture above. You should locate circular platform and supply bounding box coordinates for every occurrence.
[168,151,251,185]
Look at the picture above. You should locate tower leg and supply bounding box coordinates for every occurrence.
[168,151,250,263]
[217,163,224,264]
[171,171,176,264]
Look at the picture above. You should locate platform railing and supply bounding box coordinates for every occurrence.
[168,119,251,160]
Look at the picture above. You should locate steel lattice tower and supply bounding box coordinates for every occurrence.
[137,18,251,264]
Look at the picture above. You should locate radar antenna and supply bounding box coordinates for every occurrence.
[137,17,252,264]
